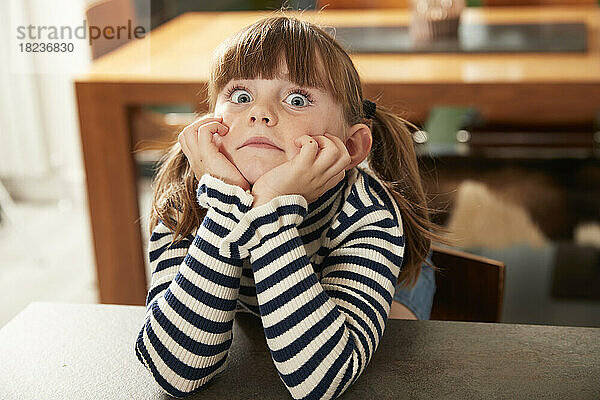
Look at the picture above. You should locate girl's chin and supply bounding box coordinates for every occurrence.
[232,151,288,184]
[238,162,278,185]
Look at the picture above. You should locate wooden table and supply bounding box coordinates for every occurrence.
[0,302,598,399]
[74,7,600,305]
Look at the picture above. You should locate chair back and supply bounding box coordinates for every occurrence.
[430,245,505,322]
[85,0,137,59]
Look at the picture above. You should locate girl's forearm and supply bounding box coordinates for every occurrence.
[136,174,256,397]
[135,212,244,397]
[218,195,401,400]
[248,227,362,400]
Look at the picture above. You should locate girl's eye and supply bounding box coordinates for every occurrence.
[284,92,311,108]
[230,89,253,104]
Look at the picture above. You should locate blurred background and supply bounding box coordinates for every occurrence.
[1,0,599,328]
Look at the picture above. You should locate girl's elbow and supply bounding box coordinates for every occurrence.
[141,360,217,399]
[134,337,225,398]
[155,381,206,399]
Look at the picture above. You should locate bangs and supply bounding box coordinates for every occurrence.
[208,17,349,107]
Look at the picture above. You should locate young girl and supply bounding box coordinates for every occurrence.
[135,14,440,399]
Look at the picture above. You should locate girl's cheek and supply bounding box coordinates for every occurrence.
[213,102,232,121]
[213,102,224,116]
[216,106,239,131]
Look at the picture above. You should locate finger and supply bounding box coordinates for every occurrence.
[198,121,229,136]
[294,135,320,164]
[181,114,222,132]
[324,132,346,155]
[196,121,230,149]
[179,116,223,147]
[199,120,229,136]
[311,135,339,172]
[321,169,346,193]
[324,132,352,171]
[177,135,198,174]
[313,134,351,183]
[325,153,351,182]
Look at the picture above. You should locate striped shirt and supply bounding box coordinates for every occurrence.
[135,166,405,399]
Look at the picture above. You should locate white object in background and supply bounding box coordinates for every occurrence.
[0,179,21,227]
[1,0,93,203]
[0,178,31,261]
[574,221,600,249]
[410,0,466,42]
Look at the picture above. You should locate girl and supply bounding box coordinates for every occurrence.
[135,14,441,399]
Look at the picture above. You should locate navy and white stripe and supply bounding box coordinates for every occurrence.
[135,167,404,399]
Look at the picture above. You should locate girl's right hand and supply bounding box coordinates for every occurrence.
[178,115,250,191]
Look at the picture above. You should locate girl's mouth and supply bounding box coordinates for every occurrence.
[242,143,282,150]
[239,136,283,151]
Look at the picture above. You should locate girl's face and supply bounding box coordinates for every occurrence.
[212,67,347,185]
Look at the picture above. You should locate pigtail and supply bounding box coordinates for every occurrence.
[148,138,207,246]
[367,105,448,288]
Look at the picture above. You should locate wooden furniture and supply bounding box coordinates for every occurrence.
[86,0,179,154]
[75,6,600,305]
[430,244,505,322]
[390,245,505,322]
[1,302,598,399]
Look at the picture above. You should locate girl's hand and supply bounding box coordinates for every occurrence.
[178,115,251,191]
[251,132,351,208]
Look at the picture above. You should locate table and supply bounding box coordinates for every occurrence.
[0,302,598,399]
[74,6,600,305]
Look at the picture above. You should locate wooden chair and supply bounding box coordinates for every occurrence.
[430,245,505,322]
[391,245,505,322]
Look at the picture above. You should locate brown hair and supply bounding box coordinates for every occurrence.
[149,13,446,288]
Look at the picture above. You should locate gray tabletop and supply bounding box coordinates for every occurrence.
[0,302,598,399]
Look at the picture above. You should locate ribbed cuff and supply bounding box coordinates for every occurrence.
[218,194,308,259]
[196,173,254,223]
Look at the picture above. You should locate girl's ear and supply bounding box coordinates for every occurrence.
[344,123,372,171]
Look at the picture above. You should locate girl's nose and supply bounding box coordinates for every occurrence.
[249,108,277,126]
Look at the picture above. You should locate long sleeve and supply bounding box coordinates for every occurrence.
[217,194,404,400]
[134,174,254,398]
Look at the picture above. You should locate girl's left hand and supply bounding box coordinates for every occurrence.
[251,132,352,208]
